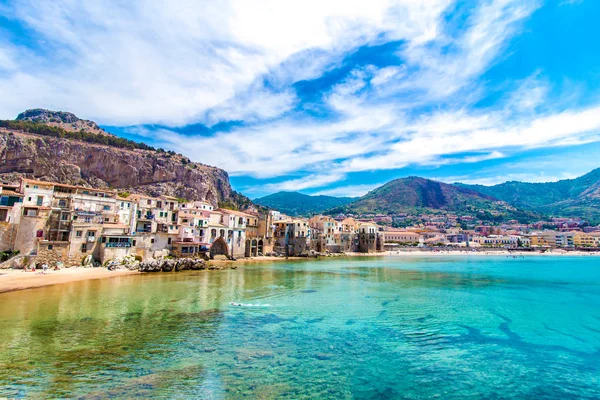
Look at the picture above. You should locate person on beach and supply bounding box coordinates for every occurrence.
[42,263,48,274]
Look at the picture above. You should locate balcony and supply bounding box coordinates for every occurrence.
[87,236,97,243]
[105,242,132,248]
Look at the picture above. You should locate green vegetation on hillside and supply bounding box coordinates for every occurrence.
[254,191,356,216]
[331,177,539,223]
[0,120,155,151]
[457,169,600,222]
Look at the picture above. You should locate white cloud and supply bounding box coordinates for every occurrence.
[2,0,598,195]
[259,172,347,193]
[0,0,451,125]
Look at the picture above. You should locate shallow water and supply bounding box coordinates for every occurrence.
[1,256,599,399]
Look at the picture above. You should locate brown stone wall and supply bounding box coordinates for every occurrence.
[0,222,18,251]
[36,242,70,266]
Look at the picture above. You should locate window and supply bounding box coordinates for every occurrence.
[104,218,109,222]
[147,199,152,205]
[157,201,162,208]
[36,196,43,206]
[61,213,69,221]
[103,205,111,210]
[151,238,155,244]
[33,185,38,189]
[36,230,43,238]
[58,199,67,207]
[81,244,88,252]
[87,231,96,237]
[47,244,53,250]
[27,197,32,201]
[168,238,172,245]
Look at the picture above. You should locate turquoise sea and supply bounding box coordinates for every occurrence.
[0,256,599,398]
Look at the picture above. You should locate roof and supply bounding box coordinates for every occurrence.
[218,208,254,218]
[179,212,208,219]
[384,231,420,236]
[21,178,57,187]
[0,190,24,197]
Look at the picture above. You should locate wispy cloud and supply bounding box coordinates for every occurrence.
[1,0,598,197]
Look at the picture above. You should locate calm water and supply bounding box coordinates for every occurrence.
[1,256,599,399]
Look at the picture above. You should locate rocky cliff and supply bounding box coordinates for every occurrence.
[16,109,111,136]
[0,128,243,206]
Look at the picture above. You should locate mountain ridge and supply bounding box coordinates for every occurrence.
[254,191,356,216]
[16,108,113,136]
[328,176,538,222]
[456,169,600,221]
[0,110,251,208]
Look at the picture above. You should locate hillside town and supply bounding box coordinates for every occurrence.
[2,177,600,268]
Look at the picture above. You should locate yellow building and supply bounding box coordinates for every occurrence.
[572,232,595,247]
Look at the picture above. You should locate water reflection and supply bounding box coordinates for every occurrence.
[0,256,599,398]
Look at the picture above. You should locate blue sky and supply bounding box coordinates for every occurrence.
[1,0,600,198]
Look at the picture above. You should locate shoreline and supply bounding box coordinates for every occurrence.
[2,250,598,294]
[0,267,141,295]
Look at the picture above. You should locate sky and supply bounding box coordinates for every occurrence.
[1,0,600,198]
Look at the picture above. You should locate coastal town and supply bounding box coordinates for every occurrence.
[2,177,600,269]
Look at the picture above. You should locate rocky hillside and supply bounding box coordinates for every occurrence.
[254,191,356,216]
[0,111,250,207]
[16,109,111,136]
[457,169,600,222]
[329,176,538,222]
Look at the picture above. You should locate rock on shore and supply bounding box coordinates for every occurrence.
[136,257,221,272]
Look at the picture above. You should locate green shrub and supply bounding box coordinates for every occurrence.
[0,120,156,151]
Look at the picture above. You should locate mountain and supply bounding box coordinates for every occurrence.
[16,109,112,136]
[457,169,600,222]
[0,110,250,208]
[254,191,356,216]
[330,176,538,222]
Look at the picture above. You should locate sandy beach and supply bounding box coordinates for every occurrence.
[0,267,141,294]
[1,250,598,294]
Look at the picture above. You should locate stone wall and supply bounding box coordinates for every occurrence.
[0,222,17,251]
[35,241,70,266]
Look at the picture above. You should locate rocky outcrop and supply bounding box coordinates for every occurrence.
[137,257,210,272]
[16,109,111,136]
[0,129,237,204]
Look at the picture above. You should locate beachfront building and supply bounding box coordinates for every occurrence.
[0,182,23,251]
[357,221,382,253]
[382,230,422,246]
[274,218,311,256]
